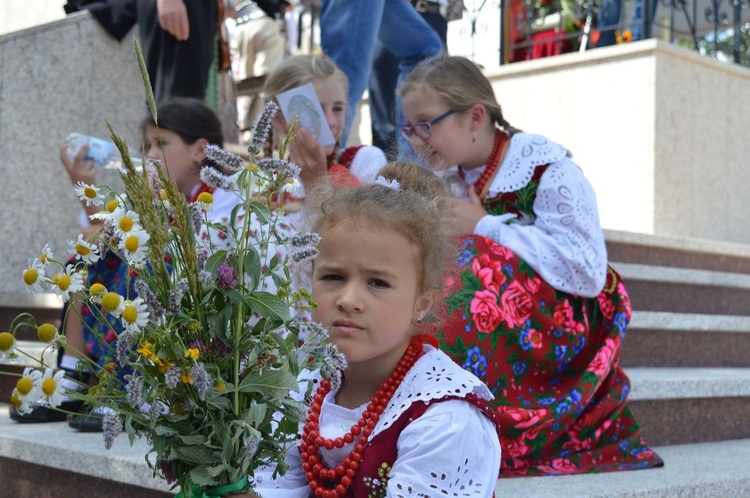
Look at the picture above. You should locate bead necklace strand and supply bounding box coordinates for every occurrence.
[462,129,508,197]
[299,339,425,497]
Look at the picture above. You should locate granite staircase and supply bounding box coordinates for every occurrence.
[2,230,750,497]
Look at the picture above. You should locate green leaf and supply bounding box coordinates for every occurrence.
[204,250,229,275]
[243,248,262,290]
[246,200,271,224]
[245,291,290,322]
[172,445,218,465]
[238,369,298,395]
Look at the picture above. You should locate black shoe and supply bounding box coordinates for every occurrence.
[67,407,110,432]
[9,398,85,423]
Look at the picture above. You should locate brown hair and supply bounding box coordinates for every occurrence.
[263,54,348,102]
[310,162,450,297]
[400,54,520,134]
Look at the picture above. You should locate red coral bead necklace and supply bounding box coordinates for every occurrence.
[299,337,425,497]
[460,129,508,198]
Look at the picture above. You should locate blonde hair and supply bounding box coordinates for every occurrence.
[310,162,450,296]
[401,54,520,133]
[263,54,348,101]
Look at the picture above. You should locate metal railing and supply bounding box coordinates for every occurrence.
[456,0,750,65]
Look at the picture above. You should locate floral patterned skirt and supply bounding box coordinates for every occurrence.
[439,235,663,476]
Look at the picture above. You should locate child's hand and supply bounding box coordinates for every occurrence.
[287,127,328,189]
[61,143,97,186]
[446,188,487,235]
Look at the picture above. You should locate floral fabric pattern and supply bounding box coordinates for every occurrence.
[440,166,663,476]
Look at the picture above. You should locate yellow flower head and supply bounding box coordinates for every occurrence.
[0,331,15,353]
[185,348,200,361]
[10,389,21,408]
[23,268,39,286]
[106,199,119,213]
[102,292,123,313]
[16,376,35,396]
[247,162,258,172]
[90,283,107,296]
[37,323,59,343]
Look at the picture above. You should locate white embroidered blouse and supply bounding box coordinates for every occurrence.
[253,345,501,497]
[445,132,608,298]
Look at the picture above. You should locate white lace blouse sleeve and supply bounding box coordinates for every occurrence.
[474,158,608,297]
[251,442,308,497]
[349,145,388,185]
[387,400,500,498]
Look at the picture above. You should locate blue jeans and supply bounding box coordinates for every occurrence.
[320,0,443,154]
[368,8,447,161]
[630,0,658,41]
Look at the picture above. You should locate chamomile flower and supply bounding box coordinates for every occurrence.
[68,233,100,264]
[23,258,46,293]
[39,367,66,408]
[0,331,16,362]
[121,297,150,333]
[90,196,124,223]
[281,177,301,194]
[49,264,84,302]
[195,191,214,212]
[74,181,105,206]
[39,244,54,268]
[118,228,150,265]
[15,367,42,404]
[10,389,34,415]
[101,292,125,317]
[37,323,59,344]
[111,208,142,238]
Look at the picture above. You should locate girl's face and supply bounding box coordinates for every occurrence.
[143,125,206,196]
[401,85,473,169]
[313,77,346,156]
[311,220,433,374]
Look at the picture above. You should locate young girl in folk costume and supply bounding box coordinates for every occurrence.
[262,54,387,198]
[250,162,501,497]
[400,55,663,476]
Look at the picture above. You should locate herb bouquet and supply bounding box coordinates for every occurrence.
[0,47,340,497]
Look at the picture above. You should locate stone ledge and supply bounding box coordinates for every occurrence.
[626,367,750,400]
[630,311,750,332]
[495,438,750,497]
[614,262,750,290]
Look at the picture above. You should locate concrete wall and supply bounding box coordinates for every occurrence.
[0,12,144,294]
[466,39,750,244]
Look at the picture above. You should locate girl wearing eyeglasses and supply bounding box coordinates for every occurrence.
[400,54,663,477]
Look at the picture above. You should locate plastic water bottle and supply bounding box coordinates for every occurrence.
[64,133,142,171]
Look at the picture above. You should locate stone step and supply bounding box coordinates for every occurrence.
[495,438,750,497]
[1,403,747,498]
[625,367,750,446]
[606,229,750,275]
[614,262,750,316]
[622,311,750,367]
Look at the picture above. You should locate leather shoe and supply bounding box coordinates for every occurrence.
[67,409,105,432]
[9,398,85,423]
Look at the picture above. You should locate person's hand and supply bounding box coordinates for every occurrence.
[286,127,328,190]
[446,187,487,236]
[157,0,190,41]
[61,143,97,186]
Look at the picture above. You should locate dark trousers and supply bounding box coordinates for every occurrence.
[368,6,447,160]
[136,0,216,103]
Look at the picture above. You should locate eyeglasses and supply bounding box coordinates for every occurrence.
[399,109,457,141]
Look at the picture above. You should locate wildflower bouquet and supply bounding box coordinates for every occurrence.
[1,47,340,497]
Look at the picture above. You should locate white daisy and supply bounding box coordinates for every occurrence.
[39,244,54,268]
[15,367,42,406]
[74,181,105,206]
[22,259,46,293]
[101,292,125,317]
[50,264,84,302]
[118,228,150,266]
[111,208,141,238]
[194,191,214,212]
[68,234,100,264]
[281,177,301,194]
[121,297,150,333]
[0,331,17,362]
[11,388,36,415]
[39,367,66,408]
[90,196,126,223]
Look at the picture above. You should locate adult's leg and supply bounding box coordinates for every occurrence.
[596,0,621,47]
[378,0,443,160]
[631,0,658,40]
[136,0,216,103]
[320,0,386,146]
